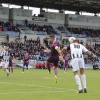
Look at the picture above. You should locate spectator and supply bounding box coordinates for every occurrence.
[0,26,4,31]
[80,40,83,45]
[24,35,27,42]
[44,37,48,47]
[37,36,40,44]
[25,19,28,27]
[6,34,9,42]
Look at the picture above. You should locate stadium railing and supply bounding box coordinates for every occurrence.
[85,64,93,69]
[0,31,6,36]
[63,34,86,38]
[6,31,19,36]
[95,61,100,66]
[86,37,100,42]
[22,30,48,35]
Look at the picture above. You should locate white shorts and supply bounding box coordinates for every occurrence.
[71,58,85,72]
[0,62,9,68]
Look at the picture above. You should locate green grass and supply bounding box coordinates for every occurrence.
[0,68,100,100]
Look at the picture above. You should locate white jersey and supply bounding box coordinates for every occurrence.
[1,50,10,62]
[70,43,88,59]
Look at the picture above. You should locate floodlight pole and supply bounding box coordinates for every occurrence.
[21,6,24,9]
[28,6,29,10]
[81,11,82,15]
[8,4,10,8]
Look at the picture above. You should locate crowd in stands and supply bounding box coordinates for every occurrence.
[0,21,4,31]
[62,39,69,45]
[67,27,100,38]
[83,43,100,64]
[86,43,100,57]
[57,26,65,32]
[5,22,20,32]
[57,26,100,38]
[1,36,50,69]
[28,24,59,35]
[0,20,20,33]
[62,38,84,46]
[1,34,100,69]
[1,19,100,39]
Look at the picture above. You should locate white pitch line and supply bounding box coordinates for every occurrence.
[0,82,76,92]
[0,82,12,84]
[19,84,36,87]
[43,77,63,80]
[0,91,67,95]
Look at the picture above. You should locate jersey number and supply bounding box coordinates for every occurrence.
[74,44,80,49]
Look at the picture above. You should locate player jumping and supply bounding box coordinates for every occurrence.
[46,35,64,83]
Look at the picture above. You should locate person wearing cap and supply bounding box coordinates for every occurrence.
[62,37,96,93]
[46,34,64,83]
[0,46,10,77]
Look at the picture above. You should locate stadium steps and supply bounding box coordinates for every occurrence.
[55,28,71,35]
[55,28,63,34]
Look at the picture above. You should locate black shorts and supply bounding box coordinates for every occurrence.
[47,55,59,67]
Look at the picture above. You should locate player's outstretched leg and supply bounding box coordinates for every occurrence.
[26,65,28,72]
[8,67,10,73]
[3,62,9,77]
[64,63,68,73]
[54,67,58,83]
[22,66,25,73]
[74,71,83,93]
[11,67,13,73]
[80,68,87,93]
[5,68,9,77]
[47,62,51,74]
[64,67,68,73]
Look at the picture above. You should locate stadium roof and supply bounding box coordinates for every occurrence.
[1,0,100,13]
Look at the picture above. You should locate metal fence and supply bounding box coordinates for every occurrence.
[0,31,6,36]
[61,33,86,38]
[86,38,100,42]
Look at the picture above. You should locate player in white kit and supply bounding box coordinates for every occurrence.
[62,37,96,93]
[0,46,10,77]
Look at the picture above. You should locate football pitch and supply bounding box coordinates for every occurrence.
[0,68,100,100]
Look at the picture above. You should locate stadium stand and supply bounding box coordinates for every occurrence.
[0,21,4,31]
[0,0,100,69]
[1,37,50,69]
[57,26,100,39]
[67,27,100,38]
[5,22,20,36]
[0,21,20,36]
[28,24,59,35]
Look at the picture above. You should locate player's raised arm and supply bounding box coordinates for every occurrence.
[82,45,96,58]
[61,46,67,53]
[61,46,70,53]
